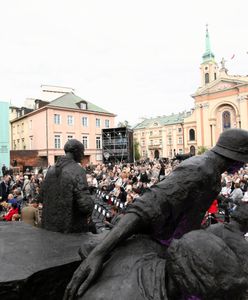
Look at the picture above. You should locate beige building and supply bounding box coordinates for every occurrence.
[10,86,116,165]
[184,27,248,153]
[133,113,188,159]
[134,27,248,159]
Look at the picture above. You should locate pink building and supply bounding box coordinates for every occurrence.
[11,92,116,165]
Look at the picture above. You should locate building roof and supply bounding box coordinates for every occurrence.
[193,76,248,97]
[202,25,215,63]
[47,92,113,114]
[133,112,187,130]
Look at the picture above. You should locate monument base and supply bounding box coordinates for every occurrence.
[0,222,92,300]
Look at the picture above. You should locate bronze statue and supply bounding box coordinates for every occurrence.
[40,139,94,233]
[64,129,248,299]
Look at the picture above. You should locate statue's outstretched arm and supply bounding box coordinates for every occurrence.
[63,212,141,300]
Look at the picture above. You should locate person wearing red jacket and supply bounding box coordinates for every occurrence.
[2,203,19,221]
[208,199,218,214]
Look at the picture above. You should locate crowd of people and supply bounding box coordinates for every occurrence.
[1,157,248,232]
[0,170,44,225]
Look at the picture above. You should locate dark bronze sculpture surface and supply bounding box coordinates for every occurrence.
[0,222,90,300]
[64,129,248,299]
[41,139,94,233]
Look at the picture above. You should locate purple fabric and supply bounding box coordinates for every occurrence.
[158,215,190,246]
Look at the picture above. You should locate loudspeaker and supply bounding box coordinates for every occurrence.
[102,127,134,163]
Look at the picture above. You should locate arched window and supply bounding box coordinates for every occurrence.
[222,111,231,131]
[189,129,195,141]
[205,73,209,84]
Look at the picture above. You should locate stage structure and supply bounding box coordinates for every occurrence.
[102,127,134,164]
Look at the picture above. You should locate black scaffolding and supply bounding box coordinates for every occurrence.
[102,127,134,164]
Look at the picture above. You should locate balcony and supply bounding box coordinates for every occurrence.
[148,144,162,150]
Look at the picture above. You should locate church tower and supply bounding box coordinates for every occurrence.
[200,25,219,87]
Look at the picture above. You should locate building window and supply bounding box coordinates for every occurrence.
[96,154,102,161]
[142,140,145,146]
[168,137,172,145]
[178,136,183,144]
[67,135,73,140]
[29,137,33,149]
[205,73,209,84]
[214,73,217,80]
[150,131,153,136]
[54,114,61,124]
[159,139,162,145]
[142,150,146,157]
[222,111,231,131]
[82,136,88,149]
[178,127,182,133]
[96,136,101,149]
[96,118,101,127]
[105,119,110,128]
[80,102,87,109]
[54,135,61,149]
[168,128,172,135]
[178,149,183,154]
[189,129,195,141]
[150,140,153,145]
[159,130,162,135]
[67,115,74,126]
[142,132,145,136]
[29,120,32,130]
[82,117,88,127]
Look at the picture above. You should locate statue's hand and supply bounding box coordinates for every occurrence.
[63,253,103,300]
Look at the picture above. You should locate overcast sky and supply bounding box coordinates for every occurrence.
[0,0,247,126]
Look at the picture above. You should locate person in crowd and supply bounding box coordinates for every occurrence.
[0,203,19,221]
[221,180,232,197]
[30,176,38,199]
[14,188,24,211]
[2,164,7,176]
[7,193,16,205]
[64,128,248,300]
[158,161,165,181]
[104,206,122,229]
[21,199,39,226]
[139,167,149,183]
[14,175,23,189]
[0,174,11,202]
[230,182,243,207]
[22,175,31,200]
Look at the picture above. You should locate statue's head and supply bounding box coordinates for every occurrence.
[64,139,85,163]
[231,202,248,232]
[211,128,248,163]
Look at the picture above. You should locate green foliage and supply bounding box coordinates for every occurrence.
[117,120,131,128]
[134,139,141,161]
[197,146,208,155]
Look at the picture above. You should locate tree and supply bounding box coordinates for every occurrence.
[134,139,141,161]
[117,120,131,128]
[197,146,208,155]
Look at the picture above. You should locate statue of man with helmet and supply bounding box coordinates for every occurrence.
[64,129,248,300]
[40,139,94,233]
